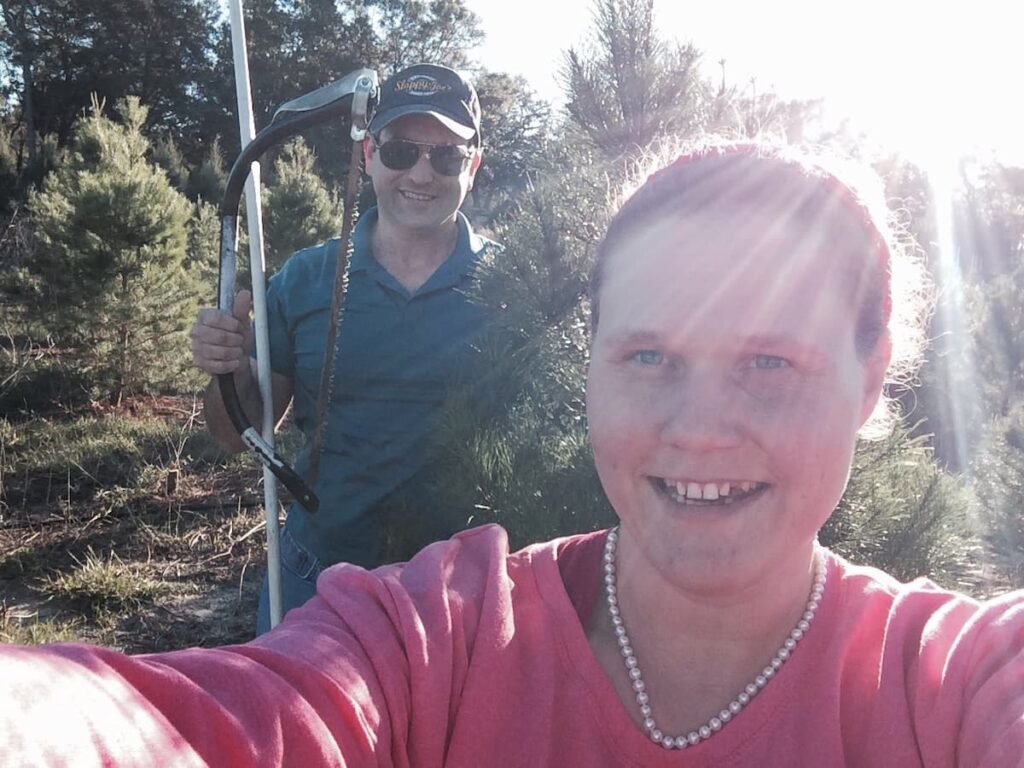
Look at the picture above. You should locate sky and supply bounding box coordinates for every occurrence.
[462,0,1024,166]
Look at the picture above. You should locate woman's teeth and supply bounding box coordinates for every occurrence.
[661,478,762,504]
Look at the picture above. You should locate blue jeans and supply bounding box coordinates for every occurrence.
[255,525,325,635]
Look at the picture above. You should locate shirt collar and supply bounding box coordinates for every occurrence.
[347,207,489,282]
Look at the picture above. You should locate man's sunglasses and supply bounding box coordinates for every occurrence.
[373,138,474,177]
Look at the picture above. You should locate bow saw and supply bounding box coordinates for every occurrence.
[218,68,379,513]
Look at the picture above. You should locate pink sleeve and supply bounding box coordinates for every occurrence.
[911,590,1024,767]
[0,526,512,767]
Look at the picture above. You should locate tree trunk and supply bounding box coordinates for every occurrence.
[111,270,130,406]
[2,3,37,170]
[21,57,36,169]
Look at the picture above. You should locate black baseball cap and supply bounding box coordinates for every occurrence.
[368,64,481,145]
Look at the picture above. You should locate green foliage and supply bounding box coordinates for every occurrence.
[561,0,728,160]
[0,343,92,416]
[150,134,190,194]
[186,137,226,204]
[559,0,823,162]
[0,206,41,332]
[1,0,222,150]
[367,0,485,72]
[0,124,22,215]
[28,96,201,401]
[425,158,614,550]
[821,425,983,591]
[470,71,552,221]
[958,181,1024,590]
[263,137,341,271]
[972,406,1024,588]
[209,0,375,134]
[969,262,1024,418]
[185,199,220,300]
[958,163,1024,281]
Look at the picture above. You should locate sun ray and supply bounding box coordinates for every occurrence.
[926,156,980,474]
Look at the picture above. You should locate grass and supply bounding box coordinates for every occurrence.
[41,547,169,613]
[0,612,89,645]
[0,392,270,652]
[1,402,236,513]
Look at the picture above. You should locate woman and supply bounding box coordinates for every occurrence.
[3,143,1022,766]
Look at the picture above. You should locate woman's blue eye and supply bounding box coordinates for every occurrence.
[751,354,790,370]
[633,350,664,365]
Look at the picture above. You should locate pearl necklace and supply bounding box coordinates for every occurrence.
[602,526,827,750]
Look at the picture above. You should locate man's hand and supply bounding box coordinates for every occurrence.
[191,290,254,375]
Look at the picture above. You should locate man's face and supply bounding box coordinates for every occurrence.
[364,113,481,234]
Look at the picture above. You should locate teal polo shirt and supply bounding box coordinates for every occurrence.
[262,208,497,567]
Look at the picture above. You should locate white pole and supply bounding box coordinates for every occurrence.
[227,0,284,629]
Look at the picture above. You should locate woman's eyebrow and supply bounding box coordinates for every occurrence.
[598,329,663,347]
[736,333,802,349]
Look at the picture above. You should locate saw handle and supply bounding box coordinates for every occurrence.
[216,371,320,512]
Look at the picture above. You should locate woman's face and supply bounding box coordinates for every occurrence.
[586,206,888,591]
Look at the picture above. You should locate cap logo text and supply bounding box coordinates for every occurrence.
[396,75,452,98]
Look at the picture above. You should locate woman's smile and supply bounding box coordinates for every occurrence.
[649,476,770,506]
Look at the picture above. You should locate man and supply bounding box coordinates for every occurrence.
[190,63,498,633]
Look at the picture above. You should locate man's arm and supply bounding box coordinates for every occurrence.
[191,290,294,453]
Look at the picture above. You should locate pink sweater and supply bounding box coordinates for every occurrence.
[3,525,1023,766]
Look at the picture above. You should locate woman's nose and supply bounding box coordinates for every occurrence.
[659,371,744,452]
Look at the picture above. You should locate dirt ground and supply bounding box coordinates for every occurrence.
[1,395,276,652]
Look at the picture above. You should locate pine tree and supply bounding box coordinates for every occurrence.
[561,0,726,160]
[150,134,190,195]
[185,198,219,302]
[966,220,1024,589]
[262,137,341,271]
[969,263,1024,418]
[367,0,485,72]
[972,405,1024,588]
[0,205,38,335]
[417,152,616,553]
[29,96,199,403]
[187,136,226,204]
[822,425,982,591]
[0,120,23,216]
[469,71,551,222]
